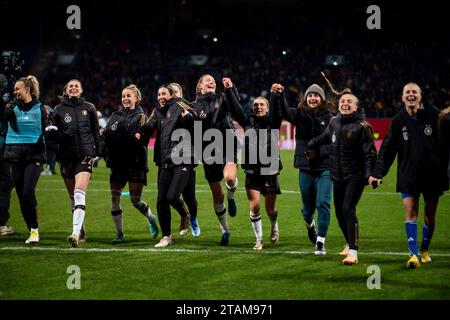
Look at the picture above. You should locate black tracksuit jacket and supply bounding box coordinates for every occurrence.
[140,98,196,168]
[102,106,148,170]
[374,105,449,193]
[191,89,239,161]
[52,97,102,161]
[224,88,282,174]
[308,109,377,184]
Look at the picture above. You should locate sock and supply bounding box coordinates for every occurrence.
[269,210,278,231]
[405,220,419,256]
[130,196,156,222]
[31,227,39,234]
[250,211,262,241]
[317,236,326,244]
[215,203,228,232]
[226,178,238,200]
[421,223,435,251]
[348,249,358,258]
[111,210,123,234]
[111,189,121,211]
[144,207,157,224]
[73,189,86,236]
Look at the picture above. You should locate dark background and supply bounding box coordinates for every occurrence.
[1,0,449,116]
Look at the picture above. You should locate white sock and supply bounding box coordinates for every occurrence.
[144,207,157,224]
[73,189,86,236]
[317,236,326,244]
[73,209,85,236]
[226,178,238,200]
[348,249,358,258]
[250,211,263,241]
[31,228,39,234]
[112,214,123,234]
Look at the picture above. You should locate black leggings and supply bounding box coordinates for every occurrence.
[333,178,365,251]
[0,157,14,226]
[158,167,198,220]
[11,160,43,230]
[182,169,197,219]
[157,165,192,237]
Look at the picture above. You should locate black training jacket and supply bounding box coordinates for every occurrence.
[52,97,103,160]
[192,89,241,164]
[102,106,148,170]
[308,109,377,183]
[374,105,449,193]
[141,98,196,168]
[225,88,282,175]
[279,93,332,171]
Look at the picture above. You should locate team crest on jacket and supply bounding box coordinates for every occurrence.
[424,125,432,136]
[199,110,207,119]
[331,133,336,143]
[81,110,88,116]
[111,122,118,131]
[64,113,72,123]
[402,126,408,141]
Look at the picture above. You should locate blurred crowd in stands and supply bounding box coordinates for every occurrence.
[39,38,449,120]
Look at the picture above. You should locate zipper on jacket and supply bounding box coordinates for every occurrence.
[73,105,81,156]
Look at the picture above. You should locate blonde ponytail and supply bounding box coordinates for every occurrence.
[17,75,40,99]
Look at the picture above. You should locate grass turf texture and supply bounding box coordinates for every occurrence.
[1,150,449,300]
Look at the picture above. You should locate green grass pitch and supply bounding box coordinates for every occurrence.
[1,150,449,300]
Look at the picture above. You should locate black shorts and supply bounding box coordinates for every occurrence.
[60,156,94,179]
[203,163,224,183]
[110,167,147,187]
[245,173,281,196]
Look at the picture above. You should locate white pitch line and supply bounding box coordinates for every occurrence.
[2,246,450,257]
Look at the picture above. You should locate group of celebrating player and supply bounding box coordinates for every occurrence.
[0,73,449,268]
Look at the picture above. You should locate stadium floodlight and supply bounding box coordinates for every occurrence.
[325,55,344,66]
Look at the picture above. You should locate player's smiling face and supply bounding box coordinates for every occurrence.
[339,94,358,115]
[402,84,422,112]
[253,98,269,117]
[66,80,83,98]
[158,87,173,107]
[122,89,137,109]
[201,75,216,94]
[306,93,321,108]
[14,81,30,101]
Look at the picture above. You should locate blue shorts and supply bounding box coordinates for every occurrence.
[401,191,442,203]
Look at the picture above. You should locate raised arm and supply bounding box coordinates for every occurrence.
[222,78,249,128]
[268,91,282,129]
[278,90,299,124]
